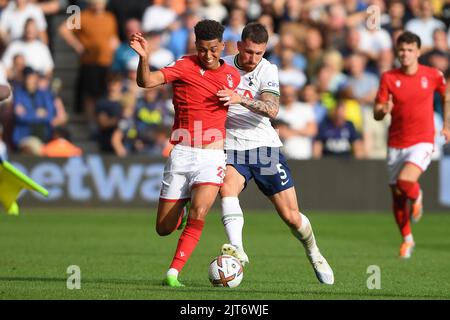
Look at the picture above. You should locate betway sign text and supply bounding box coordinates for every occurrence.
[12,155,165,205]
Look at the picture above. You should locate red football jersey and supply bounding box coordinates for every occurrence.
[160,55,240,146]
[376,64,446,148]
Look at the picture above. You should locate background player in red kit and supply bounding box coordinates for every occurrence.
[374,31,450,259]
[130,20,240,286]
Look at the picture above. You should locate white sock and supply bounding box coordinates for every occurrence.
[167,268,179,278]
[221,197,244,249]
[404,234,414,243]
[291,212,320,256]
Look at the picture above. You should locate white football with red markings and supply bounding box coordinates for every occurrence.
[208,254,243,288]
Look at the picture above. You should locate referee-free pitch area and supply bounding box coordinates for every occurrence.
[0,209,449,299]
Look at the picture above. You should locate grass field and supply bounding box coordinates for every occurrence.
[0,209,450,300]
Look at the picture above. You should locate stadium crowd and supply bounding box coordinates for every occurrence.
[0,0,449,159]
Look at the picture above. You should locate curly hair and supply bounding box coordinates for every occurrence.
[194,19,225,42]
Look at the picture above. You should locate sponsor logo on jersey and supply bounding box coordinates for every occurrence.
[227,74,234,88]
[267,81,279,88]
[421,76,428,89]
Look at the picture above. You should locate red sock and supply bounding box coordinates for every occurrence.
[397,180,420,201]
[392,189,411,237]
[170,218,204,272]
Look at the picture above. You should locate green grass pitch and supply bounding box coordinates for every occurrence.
[1,209,450,300]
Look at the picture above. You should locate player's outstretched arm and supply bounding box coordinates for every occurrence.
[129,33,165,89]
[217,87,279,119]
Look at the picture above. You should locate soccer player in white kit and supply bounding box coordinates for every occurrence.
[216,23,334,284]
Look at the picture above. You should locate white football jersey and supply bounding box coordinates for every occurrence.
[223,55,283,151]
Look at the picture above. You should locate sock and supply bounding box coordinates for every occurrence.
[166,268,178,278]
[392,189,412,238]
[397,180,420,201]
[291,212,320,256]
[404,234,414,243]
[221,197,244,249]
[169,218,204,273]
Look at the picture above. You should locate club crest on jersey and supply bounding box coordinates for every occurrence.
[395,80,401,88]
[227,74,234,88]
[200,68,205,76]
[247,76,254,86]
[421,76,428,89]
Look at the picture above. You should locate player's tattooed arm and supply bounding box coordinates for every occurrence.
[217,88,280,119]
[239,92,280,119]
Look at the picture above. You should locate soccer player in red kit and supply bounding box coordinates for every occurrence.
[130,20,240,286]
[375,31,450,259]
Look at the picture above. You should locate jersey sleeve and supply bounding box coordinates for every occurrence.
[160,57,187,84]
[260,64,280,96]
[375,72,390,104]
[434,68,447,96]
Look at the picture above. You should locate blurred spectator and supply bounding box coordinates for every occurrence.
[441,0,450,28]
[111,18,141,74]
[313,99,365,159]
[420,28,450,75]
[324,2,348,50]
[2,18,54,78]
[40,126,83,157]
[278,48,306,89]
[95,73,123,153]
[268,31,305,70]
[382,0,407,35]
[202,0,227,22]
[29,0,66,15]
[322,50,348,94]
[58,0,119,127]
[141,0,177,33]
[12,67,57,151]
[357,24,393,71]
[112,87,170,157]
[405,0,446,52]
[106,0,148,42]
[7,54,26,87]
[223,7,247,56]
[0,0,48,44]
[300,84,327,125]
[0,61,11,101]
[274,83,317,159]
[257,14,279,58]
[167,11,201,59]
[304,25,326,81]
[0,124,7,159]
[345,53,379,110]
[346,49,389,159]
[145,30,174,70]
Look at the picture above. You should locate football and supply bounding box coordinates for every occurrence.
[208,255,244,288]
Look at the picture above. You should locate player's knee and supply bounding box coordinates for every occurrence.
[219,183,238,197]
[189,206,208,220]
[280,208,301,229]
[155,223,172,237]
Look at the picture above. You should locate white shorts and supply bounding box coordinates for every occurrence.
[159,144,226,201]
[387,142,434,185]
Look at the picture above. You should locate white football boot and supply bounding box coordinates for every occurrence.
[221,243,249,266]
[307,252,334,285]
